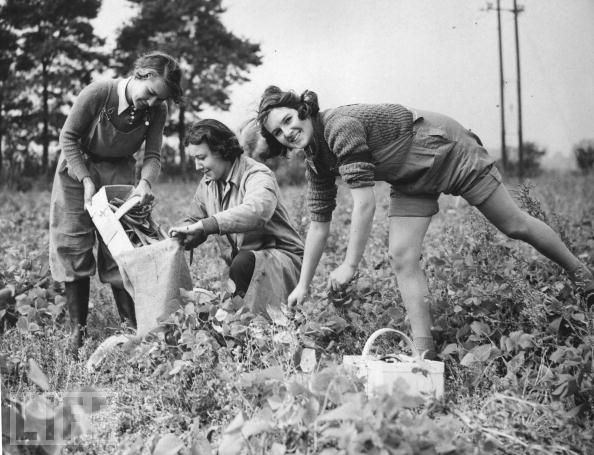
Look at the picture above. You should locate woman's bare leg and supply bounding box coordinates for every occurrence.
[388,216,434,353]
[476,185,586,273]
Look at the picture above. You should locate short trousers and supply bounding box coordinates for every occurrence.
[386,109,502,217]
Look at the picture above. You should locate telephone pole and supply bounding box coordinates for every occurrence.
[486,1,508,172]
[496,0,507,171]
[513,0,524,180]
[485,1,524,178]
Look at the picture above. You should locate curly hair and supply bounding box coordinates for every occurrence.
[256,85,319,158]
[132,51,183,104]
[184,119,244,162]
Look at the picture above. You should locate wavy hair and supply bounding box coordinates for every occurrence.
[132,51,183,104]
[184,119,244,162]
[256,85,319,158]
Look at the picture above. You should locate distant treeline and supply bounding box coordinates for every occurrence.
[0,0,262,187]
[2,1,593,190]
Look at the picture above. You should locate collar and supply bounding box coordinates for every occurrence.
[307,114,329,157]
[304,114,331,175]
[203,155,242,187]
[117,77,133,115]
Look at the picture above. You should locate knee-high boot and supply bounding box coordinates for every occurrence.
[65,278,90,351]
[111,286,137,329]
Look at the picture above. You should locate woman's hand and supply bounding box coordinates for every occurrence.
[131,178,154,205]
[328,262,357,292]
[287,283,309,308]
[82,177,96,209]
[168,222,208,250]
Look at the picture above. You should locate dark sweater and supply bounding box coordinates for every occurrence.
[58,79,167,184]
[306,103,414,221]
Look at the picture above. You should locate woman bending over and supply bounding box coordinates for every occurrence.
[257,85,594,358]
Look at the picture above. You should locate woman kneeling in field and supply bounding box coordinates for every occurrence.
[169,119,304,316]
[257,85,594,359]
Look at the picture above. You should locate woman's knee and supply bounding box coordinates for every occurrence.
[498,212,532,240]
[389,243,422,274]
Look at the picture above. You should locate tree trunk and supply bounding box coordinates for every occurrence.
[42,61,49,175]
[0,101,3,175]
[178,104,186,175]
[0,132,3,176]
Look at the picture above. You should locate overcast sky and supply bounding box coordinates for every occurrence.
[95,0,594,165]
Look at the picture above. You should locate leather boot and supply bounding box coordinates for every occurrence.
[111,286,137,329]
[65,278,90,352]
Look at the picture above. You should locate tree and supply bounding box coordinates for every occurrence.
[115,0,262,169]
[3,0,108,175]
[0,6,19,176]
[574,139,594,174]
[500,141,546,178]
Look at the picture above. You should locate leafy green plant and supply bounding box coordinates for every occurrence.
[2,175,594,454]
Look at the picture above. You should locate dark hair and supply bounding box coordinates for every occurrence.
[256,85,319,157]
[133,51,183,104]
[184,119,244,162]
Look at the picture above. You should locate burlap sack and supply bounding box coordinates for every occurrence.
[115,238,193,336]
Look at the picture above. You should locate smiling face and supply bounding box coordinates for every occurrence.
[128,76,171,109]
[263,107,314,150]
[188,142,233,181]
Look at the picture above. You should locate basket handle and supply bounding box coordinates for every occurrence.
[362,328,421,359]
[113,194,142,220]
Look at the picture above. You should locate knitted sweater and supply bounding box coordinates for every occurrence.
[306,104,413,222]
[58,79,167,184]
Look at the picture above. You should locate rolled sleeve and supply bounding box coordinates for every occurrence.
[339,162,376,189]
[306,165,337,222]
[214,169,278,234]
[325,116,376,188]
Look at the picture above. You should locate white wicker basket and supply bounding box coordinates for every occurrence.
[343,328,444,399]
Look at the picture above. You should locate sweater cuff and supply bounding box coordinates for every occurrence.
[309,211,333,223]
[68,159,92,182]
[339,162,376,188]
[77,169,92,183]
[201,217,220,235]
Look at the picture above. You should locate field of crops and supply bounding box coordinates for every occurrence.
[1,171,593,454]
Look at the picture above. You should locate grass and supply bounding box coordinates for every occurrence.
[1,170,593,454]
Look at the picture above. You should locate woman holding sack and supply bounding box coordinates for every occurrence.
[168,119,304,318]
[49,51,182,351]
[257,85,594,359]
